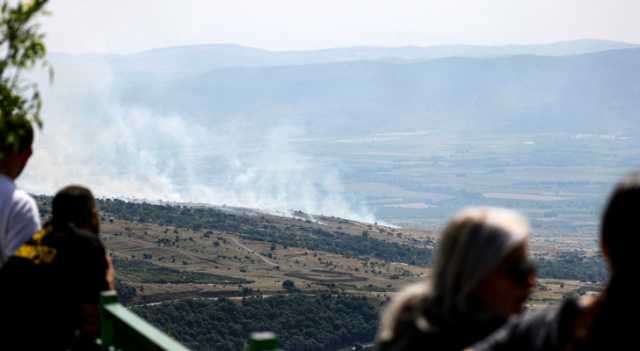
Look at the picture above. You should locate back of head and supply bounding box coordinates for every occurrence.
[51,185,98,233]
[0,117,34,158]
[601,172,640,271]
[428,207,529,324]
[580,173,640,350]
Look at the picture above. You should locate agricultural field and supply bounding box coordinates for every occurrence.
[99,215,432,304]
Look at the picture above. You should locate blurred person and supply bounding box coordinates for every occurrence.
[0,185,113,350]
[0,118,41,267]
[576,172,640,349]
[470,172,640,351]
[376,207,536,351]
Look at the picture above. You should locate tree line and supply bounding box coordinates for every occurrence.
[132,294,379,351]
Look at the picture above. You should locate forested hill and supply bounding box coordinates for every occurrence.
[35,196,607,283]
[133,295,378,351]
[69,197,434,267]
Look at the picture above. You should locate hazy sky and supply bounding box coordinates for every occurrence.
[45,0,639,54]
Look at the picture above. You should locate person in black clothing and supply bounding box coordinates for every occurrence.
[376,207,536,351]
[577,173,640,350]
[0,185,114,350]
[470,172,640,351]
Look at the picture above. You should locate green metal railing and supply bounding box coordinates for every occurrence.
[98,290,279,351]
[98,290,191,351]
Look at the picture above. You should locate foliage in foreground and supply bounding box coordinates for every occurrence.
[1,0,51,156]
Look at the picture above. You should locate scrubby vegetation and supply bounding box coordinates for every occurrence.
[38,197,434,266]
[535,251,607,283]
[240,226,432,266]
[115,280,138,305]
[114,259,252,285]
[36,196,610,284]
[133,295,378,351]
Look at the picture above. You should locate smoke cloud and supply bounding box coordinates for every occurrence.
[20,58,376,223]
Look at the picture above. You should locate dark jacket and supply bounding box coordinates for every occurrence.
[471,298,582,351]
[0,223,109,350]
[377,307,507,351]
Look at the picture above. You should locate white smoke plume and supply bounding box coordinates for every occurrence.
[20,57,376,223]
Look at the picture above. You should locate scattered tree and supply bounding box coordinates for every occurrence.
[282,279,296,291]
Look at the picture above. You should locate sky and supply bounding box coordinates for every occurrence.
[43,0,639,54]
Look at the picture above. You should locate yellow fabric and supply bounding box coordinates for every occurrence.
[13,226,57,264]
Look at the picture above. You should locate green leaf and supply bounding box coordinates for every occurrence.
[0,0,50,154]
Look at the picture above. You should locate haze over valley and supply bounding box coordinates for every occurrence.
[21,40,640,244]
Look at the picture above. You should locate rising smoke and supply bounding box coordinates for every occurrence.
[20,57,376,223]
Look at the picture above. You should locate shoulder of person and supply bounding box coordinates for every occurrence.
[377,282,432,347]
[380,282,431,328]
[68,226,105,249]
[10,189,39,213]
[469,298,585,351]
[45,225,106,259]
[570,293,601,343]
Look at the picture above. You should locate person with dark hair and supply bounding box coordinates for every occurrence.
[0,185,114,350]
[566,172,640,350]
[0,117,40,267]
[469,172,640,351]
[376,207,536,351]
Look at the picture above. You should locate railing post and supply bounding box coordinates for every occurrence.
[97,290,191,350]
[246,332,279,351]
[99,290,119,349]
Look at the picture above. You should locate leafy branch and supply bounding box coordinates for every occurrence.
[1,0,51,154]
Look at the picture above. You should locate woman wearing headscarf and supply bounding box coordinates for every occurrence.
[469,173,640,351]
[376,207,536,351]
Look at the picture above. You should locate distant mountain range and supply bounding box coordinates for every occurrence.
[52,39,637,77]
[49,40,640,136]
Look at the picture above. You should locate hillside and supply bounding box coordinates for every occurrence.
[36,196,435,303]
[34,196,604,303]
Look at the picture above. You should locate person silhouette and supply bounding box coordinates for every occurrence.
[0,185,114,350]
